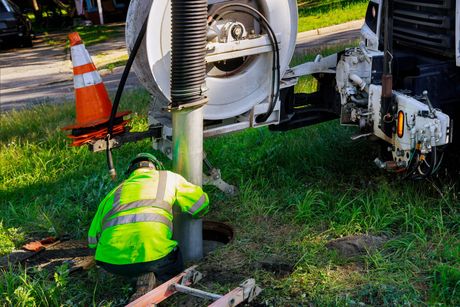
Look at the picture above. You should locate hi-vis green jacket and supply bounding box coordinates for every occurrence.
[88,168,209,265]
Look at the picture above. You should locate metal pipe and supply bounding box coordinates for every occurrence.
[170,0,207,261]
[172,107,205,261]
[349,74,367,92]
[172,109,204,183]
[380,0,394,137]
[172,284,223,301]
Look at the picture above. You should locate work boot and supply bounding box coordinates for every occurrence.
[129,272,157,302]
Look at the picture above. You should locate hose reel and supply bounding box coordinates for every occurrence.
[126,0,298,121]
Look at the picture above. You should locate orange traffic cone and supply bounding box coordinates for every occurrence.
[62,32,130,146]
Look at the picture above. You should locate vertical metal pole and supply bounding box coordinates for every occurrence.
[170,0,207,262]
[97,0,104,25]
[172,107,204,261]
[380,0,394,137]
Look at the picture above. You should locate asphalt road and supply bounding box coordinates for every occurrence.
[0,21,362,112]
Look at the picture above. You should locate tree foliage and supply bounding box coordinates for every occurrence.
[12,0,75,27]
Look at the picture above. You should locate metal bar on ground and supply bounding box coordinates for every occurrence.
[172,284,223,301]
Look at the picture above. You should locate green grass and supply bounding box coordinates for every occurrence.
[98,54,129,72]
[73,24,124,47]
[298,1,368,32]
[292,42,360,94]
[1,81,459,305]
[39,23,124,49]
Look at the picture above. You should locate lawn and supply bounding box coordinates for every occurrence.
[1,81,459,305]
[298,1,368,32]
[41,23,125,49]
[72,24,125,47]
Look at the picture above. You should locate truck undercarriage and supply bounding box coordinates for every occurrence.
[275,0,460,178]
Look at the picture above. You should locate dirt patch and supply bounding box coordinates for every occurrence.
[256,255,295,278]
[0,240,93,274]
[326,235,388,258]
[25,240,92,272]
[0,250,36,268]
[203,268,248,286]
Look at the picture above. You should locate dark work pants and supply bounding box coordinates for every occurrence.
[96,247,184,282]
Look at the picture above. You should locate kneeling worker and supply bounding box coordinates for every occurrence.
[88,153,209,298]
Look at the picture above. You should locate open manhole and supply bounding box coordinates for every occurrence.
[203,221,234,256]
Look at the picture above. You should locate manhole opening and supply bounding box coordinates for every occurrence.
[203,221,234,256]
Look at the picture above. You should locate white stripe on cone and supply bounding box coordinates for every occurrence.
[74,71,103,89]
[71,44,93,67]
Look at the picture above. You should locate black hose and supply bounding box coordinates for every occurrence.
[411,147,437,179]
[217,12,278,123]
[215,5,280,123]
[427,146,437,177]
[218,10,279,123]
[211,4,280,123]
[106,14,149,180]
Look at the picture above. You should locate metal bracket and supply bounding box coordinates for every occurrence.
[167,97,209,112]
[171,278,262,305]
[240,279,262,303]
[181,266,203,285]
[126,266,201,307]
[172,284,223,301]
[88,125,163,153]
[203,168,238,196]
[203,156,238,196]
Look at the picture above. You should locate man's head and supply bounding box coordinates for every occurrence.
[126,153,164,176]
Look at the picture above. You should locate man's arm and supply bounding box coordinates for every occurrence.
[87,186,119,248]
[88,205,103,249]
[174,173,209,218]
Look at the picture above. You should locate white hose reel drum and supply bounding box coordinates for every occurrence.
[126,0,298,120]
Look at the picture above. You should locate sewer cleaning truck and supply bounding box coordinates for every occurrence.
[107,0,457,181]
[69,0,460,191]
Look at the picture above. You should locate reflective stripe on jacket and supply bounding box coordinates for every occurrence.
[88,168,209,265]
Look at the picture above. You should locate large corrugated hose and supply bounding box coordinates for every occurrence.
[171,0,208,108]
